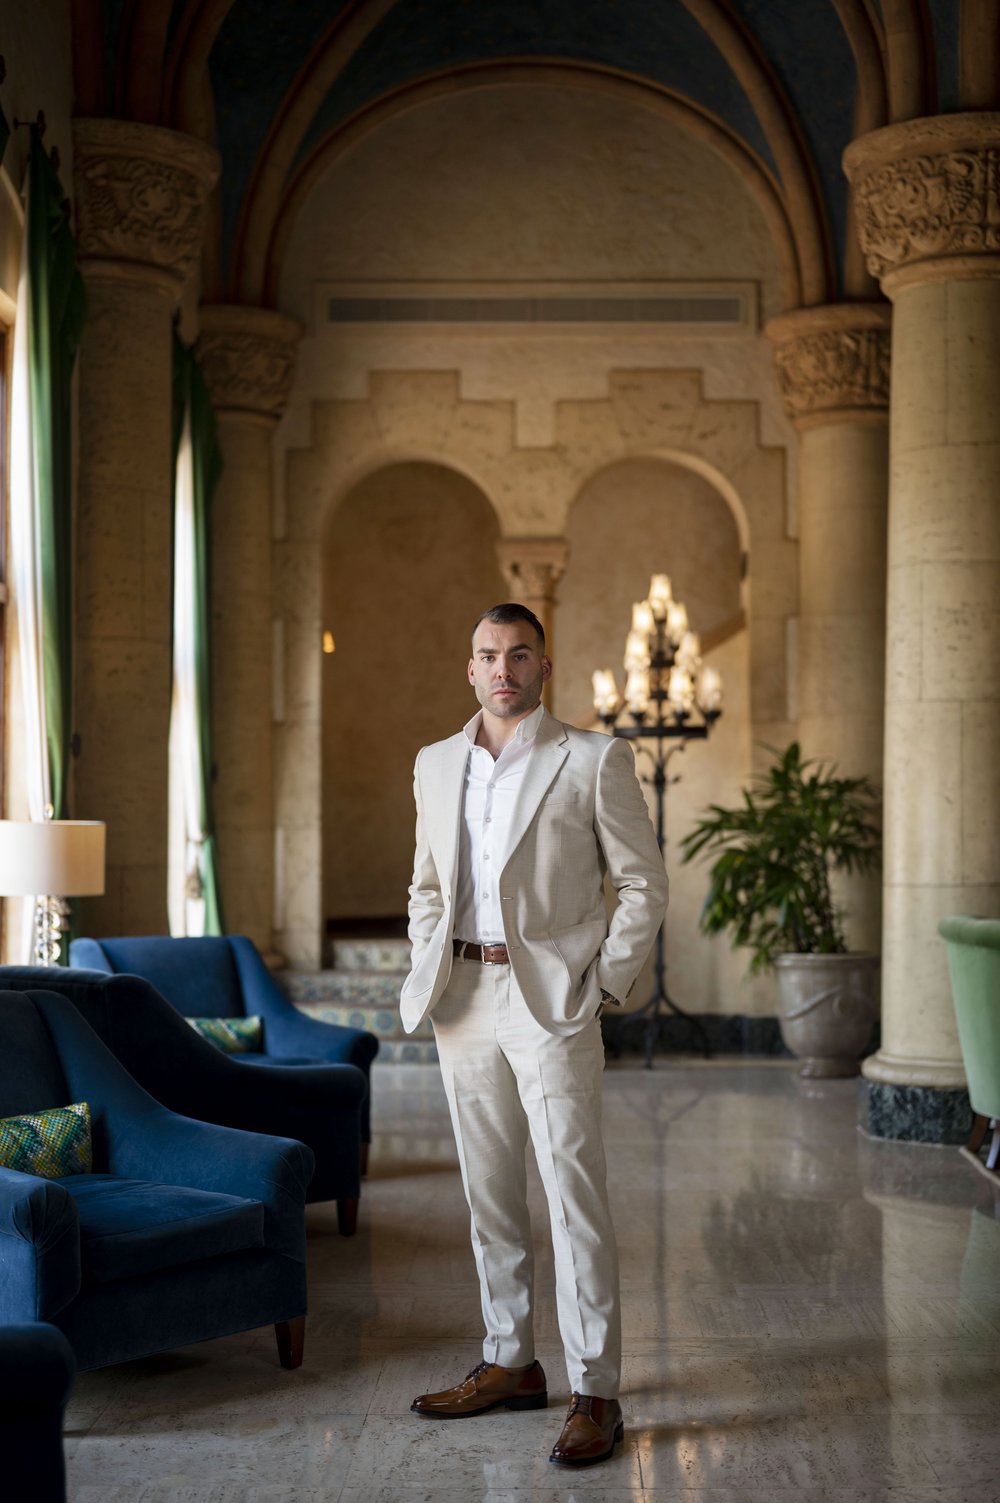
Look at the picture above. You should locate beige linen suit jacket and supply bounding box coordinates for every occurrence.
[400,708,669,1038]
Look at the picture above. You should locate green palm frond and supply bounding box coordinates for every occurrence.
[679,742,882,973]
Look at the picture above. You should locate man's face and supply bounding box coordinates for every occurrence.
[468,620,552,720]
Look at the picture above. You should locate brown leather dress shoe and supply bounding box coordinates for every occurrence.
[410,1359,548,1419]
[549,1393,624,1466]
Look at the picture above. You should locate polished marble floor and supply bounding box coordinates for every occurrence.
[64,1059,1000,1502]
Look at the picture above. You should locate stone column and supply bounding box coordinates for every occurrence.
[73,119,218,935]
[196,306,301,956]
[495,537,569,710]
[767,303,891,954]
[845,113,1000,1140]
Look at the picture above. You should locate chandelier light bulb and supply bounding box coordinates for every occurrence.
[648,574,672,621]
[591,668,621,717]
[631,600,655,637]
[698,665,724,713]
[624,667,651,715]
[666,600,688,642]
[623,630,651,672]
[668,665,695,714]
[676,630,701,669]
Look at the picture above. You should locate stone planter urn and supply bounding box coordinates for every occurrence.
[773,953,880,1078]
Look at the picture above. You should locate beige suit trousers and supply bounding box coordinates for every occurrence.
[431,955,621,1398]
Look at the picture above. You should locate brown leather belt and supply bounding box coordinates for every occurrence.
[454,939,510,965]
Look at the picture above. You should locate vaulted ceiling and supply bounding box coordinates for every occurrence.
[75,1,976,311]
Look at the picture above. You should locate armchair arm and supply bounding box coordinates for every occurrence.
[96,975,364,1198]
[230,936,378,1066]
[109,1107,314,1262]
[27,991,315,1262]
[0,1323,75,1410]
[0,1170,80,1322]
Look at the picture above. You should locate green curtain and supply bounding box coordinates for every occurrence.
[172,330,225,935]
[27,126,86,819]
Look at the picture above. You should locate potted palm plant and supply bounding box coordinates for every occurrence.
[680,742,882,1077]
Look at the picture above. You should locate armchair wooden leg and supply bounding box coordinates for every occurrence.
[968,1113,992,1155]
[337,1197,359,1236]
[360,1141,369,1177]
[275,1316,305,1370]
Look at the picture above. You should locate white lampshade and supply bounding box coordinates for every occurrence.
[0,820,106,896]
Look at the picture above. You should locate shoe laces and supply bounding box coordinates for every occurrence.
[467,1360,492,1386]
[568,1392,595,1417]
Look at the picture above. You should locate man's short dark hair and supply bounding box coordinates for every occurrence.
[472,602,545,650]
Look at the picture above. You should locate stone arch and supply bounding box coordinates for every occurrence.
[274,366,792,965]
[261,60,804,309]
[568,446,752,557]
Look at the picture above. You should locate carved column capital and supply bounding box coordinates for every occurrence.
[72,118,219,301]
[495,538,569,602]
[197,305,302,424]
[766,303,891,428]
[844,112,1000,296]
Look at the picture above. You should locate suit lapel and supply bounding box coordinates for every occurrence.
[500,713,569,870]
[426,732,470,885]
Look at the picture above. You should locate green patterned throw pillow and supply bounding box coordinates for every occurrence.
[0,1102,93,1178]
[186,1016,263,1054]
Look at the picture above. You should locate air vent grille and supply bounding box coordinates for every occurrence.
[327,294,746,326]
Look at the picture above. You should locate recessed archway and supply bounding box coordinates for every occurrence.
[558,453,764,1018]
[321,460,505,933]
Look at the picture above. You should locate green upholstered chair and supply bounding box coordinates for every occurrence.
[939,915,1000,1168]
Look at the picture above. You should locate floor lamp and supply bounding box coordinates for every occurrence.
[0,818,106,965]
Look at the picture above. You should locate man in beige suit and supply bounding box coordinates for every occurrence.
[402,602,667,1467]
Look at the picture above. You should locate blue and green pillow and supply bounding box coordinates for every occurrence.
[0,1102,93,1178]
[185,1015,263,1054]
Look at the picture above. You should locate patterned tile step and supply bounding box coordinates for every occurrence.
[280,969,405,1007]
[292,999,437,1063]
[329,938,411,973]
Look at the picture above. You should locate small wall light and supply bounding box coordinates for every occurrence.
[322,630,335,654]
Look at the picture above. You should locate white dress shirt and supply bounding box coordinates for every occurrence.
[454,702,545,943]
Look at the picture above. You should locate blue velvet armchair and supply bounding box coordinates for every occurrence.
[0,1322,75,1502]
[71,935,378,1168]
[1,965,366,1233]
[0,988,313,1373]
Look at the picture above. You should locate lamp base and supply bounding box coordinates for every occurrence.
[33,894,68,966]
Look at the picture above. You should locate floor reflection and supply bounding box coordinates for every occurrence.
[64,1059,1000,1500]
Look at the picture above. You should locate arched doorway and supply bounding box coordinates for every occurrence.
[559,455,766,1018]
[322,461,505,934]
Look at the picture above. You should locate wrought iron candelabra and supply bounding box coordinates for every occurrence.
[592,575,723,1068]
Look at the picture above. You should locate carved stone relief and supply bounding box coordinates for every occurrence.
[197,307,302,421]
[845,115,1000,291]
[766,304,890,427]
[73,119,218,291]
